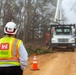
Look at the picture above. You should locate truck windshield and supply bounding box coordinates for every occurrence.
[55,28,72,35]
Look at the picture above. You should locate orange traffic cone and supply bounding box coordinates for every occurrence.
[31,53,39,70]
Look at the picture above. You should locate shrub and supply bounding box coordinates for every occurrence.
[26,45,35,56]
[26,45,52,56]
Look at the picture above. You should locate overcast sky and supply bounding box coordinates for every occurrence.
[62,0,76,24]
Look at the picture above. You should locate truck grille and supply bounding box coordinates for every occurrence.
[58,38,68,43]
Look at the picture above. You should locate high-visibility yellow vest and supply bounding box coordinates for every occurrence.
[0,36,22,66]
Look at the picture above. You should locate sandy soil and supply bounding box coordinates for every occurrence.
[23,52,76,75]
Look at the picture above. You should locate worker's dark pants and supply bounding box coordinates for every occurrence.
[0,66,23,75]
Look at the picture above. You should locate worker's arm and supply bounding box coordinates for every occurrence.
[19,43,28,70]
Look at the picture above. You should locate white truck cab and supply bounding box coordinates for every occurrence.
[51,24,75,51]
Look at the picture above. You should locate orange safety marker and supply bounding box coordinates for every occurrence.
[31,53,39,70]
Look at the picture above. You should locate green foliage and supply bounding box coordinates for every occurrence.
[26,45,52,56]
[26,45,35,56]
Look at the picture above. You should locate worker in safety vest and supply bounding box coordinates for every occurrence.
[45,33,51,45]
[0,22,28,75]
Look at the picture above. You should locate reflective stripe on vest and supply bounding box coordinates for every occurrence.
[13,39,19,58]
[0,38,21,66]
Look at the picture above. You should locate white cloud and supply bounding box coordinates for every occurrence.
[62,0,76,24]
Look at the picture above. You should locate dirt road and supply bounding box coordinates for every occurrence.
[23,52,76,75]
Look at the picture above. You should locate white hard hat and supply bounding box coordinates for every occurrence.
[4,22,17,35]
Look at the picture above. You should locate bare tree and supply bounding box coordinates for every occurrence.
[0,0,57,42]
